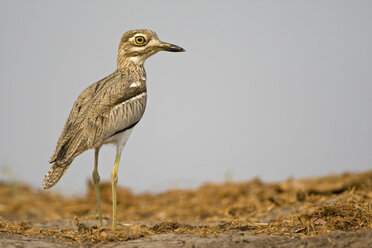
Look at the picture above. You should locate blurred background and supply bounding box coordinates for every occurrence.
[0,1,371,195]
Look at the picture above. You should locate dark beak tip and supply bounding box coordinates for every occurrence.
[159,42,185,52]
[168,45,185,52]
[176,47,186,52]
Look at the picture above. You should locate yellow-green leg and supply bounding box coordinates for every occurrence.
[92,148,103,228]
[111,150,122,230]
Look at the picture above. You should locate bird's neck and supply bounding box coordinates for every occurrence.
[116,58,146,81]
[117,54,146,68]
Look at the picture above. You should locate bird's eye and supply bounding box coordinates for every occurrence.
[135,36,146,45]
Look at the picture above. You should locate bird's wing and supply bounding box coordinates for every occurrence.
[49,71,146,166]
[83,73,147,148]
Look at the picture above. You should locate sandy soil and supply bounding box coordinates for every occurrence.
[1,230,372,247]
[0,171,371,247]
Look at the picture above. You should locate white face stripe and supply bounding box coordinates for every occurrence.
[129,56,146,65]
[129,33,147,41]
[147,38,159,46]
[127,34,161,65]
[130,82,137,88]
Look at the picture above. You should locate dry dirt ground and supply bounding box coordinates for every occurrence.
[0,171,371,247]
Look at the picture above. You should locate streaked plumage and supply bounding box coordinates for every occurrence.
[42,29,184,229]
[43,63,147,189]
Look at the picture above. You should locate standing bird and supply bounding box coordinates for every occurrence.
[42,29,184,230]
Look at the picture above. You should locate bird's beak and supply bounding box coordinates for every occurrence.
[157,42,185,52]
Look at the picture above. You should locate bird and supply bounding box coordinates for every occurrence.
[42,29,185,230]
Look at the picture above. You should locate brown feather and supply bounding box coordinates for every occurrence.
[43,29,183,189]
[44,65,147,188]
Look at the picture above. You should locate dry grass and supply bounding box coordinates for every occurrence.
[0,171,371,243]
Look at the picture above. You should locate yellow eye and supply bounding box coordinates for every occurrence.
[135,36,146,45]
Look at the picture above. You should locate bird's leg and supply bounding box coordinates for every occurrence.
[92,147,103,228]
[111,150,122,230]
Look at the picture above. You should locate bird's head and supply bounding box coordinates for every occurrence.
[117,29,185,68]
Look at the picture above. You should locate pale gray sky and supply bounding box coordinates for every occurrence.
[0,1,371,194]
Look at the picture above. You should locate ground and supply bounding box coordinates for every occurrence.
[0,171,371,247]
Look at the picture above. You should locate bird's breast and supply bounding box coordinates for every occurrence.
[111,91,147,127]
[102,91,147,145]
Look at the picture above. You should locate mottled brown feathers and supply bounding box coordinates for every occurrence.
[43,29,184,190]
[42,162,72,189]
[44,64,147,189]
[117,30,160,68]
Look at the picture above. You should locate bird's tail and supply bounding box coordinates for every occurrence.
[42,162,72,190]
